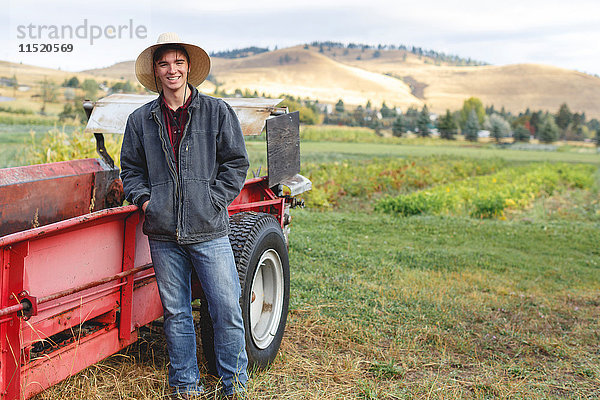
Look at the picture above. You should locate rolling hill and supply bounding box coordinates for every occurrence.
[12,43,600,118]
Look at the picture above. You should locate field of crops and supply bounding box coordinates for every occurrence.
[375,162,597,218]
[1,125,599,399]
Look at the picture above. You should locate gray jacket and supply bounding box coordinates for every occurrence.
[120,87,249,244]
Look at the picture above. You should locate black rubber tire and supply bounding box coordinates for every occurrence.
[229,212,290,370]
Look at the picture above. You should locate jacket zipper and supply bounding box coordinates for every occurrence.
[152,111,182,240]
[176,108,194,241]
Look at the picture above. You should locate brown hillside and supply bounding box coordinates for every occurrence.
[210,46,422,109]
[341,54,600,117]
[82,61,137,82]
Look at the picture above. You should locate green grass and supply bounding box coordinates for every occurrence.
[299,141,600,165]
[277,209,600,398]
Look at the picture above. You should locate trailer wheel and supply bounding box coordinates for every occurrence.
[229,212,290,370]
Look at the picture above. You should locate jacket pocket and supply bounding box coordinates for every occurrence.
[182,179,226,236]
[143,181,177,237]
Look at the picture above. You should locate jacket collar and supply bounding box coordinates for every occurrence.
[149,84,199,117]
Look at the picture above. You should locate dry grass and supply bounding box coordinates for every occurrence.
[36,293,599,400]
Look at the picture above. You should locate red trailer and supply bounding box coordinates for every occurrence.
[0,95,310,399]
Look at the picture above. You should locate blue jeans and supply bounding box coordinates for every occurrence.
[149,237,248,396]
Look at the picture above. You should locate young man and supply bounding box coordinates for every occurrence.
[120,33,249,399]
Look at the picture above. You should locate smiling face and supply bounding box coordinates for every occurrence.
[153,49,189,94]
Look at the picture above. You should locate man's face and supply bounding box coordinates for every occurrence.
[154,50,189,93]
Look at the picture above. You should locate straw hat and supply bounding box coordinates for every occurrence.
[135,32,211,93]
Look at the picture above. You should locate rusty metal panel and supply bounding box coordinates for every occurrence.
[266,111,301,187]
[0,159,122,238]
[83,94,284,136]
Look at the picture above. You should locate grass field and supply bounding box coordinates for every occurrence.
[1,124,598,399]
[35,210,600,399]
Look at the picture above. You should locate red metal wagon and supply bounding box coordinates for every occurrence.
[0,95,310,399]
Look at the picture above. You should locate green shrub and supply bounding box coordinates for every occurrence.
[471,194,506,218]
[375,191,445,216]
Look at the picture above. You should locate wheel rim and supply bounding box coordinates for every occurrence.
[249,248,284,349]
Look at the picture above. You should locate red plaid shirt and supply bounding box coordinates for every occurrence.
[160,91,193,166]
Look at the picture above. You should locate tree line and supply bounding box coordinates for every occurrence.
[57,76,140,121]
[309,41,487,66]
[210,47,270,59]
[324,97,600,145]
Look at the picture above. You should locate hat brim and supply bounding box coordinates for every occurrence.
[135,41,211,93]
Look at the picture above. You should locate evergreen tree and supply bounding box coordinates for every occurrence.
[417,105,430,137]
[464,109,480,142]
[404,106,419,132]
[437,110,457,140]
[572,112,584,127]
[538,115,560,143]
[380,102,396,118]
[555,103,572,134]
[353,105,366,126]
[588,118,600,134]
[62,76,80,88]
[513,125,531,142]
[486,114,511,143]
[370,118,383,136]
[335,99,345,113]
[392,114,406,137]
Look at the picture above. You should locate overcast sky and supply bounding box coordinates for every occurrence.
[2,0,599,76]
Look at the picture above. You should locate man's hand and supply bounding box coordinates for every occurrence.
[142,200,149,213]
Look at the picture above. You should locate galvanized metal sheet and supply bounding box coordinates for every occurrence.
[84,94,284,136]
[279,174,312,197]
[266,111,301,187]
